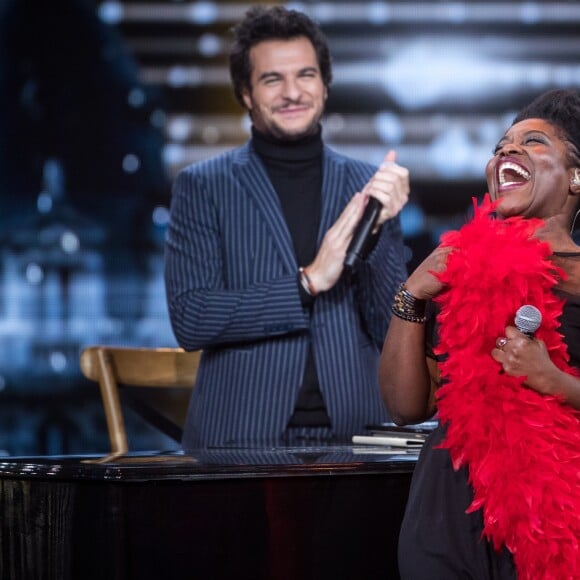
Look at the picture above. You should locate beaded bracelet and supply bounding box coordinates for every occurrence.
[299,267,318,297]
[391,283,427,323]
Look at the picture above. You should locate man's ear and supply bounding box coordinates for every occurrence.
[241,88,253,111]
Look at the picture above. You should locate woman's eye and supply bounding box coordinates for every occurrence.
[525,137,546,145]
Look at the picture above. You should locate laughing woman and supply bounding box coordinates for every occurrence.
[380,89,580,580]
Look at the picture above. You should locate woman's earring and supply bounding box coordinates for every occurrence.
[573,168,580,186]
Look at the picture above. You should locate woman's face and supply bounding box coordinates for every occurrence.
[486,118,574,220]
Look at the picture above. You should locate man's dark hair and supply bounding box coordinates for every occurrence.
[229,5,332,108]
[512,88,580,166]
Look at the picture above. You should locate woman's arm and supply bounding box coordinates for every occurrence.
[379,245,452,424]
[379,317,439,424]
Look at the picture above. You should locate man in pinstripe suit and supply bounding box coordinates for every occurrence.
[165,6,410,449]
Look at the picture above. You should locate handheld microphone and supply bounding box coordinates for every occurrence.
[514,305,542,337]
[344,198,382,270]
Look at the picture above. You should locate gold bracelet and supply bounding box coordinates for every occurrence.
[391,283,427,323]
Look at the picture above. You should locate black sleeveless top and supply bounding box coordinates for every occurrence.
[553,251,580,369]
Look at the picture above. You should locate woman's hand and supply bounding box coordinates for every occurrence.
[491,326,561,395]
[405,245,453,300]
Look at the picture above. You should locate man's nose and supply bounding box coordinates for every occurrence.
[281,79,301,100]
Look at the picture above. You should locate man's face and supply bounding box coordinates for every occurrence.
[242,36,327,140]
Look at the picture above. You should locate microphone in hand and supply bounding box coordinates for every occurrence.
[344,198,382,270]
[514,305,542,338]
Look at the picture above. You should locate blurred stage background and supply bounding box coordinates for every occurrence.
[1,0,579,455]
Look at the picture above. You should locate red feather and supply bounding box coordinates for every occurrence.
[434,195,580,579]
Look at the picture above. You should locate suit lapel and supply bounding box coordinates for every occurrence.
[233,144,297,272]
[318,147,347,246]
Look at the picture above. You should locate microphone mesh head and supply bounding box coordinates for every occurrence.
[514,305,542,335]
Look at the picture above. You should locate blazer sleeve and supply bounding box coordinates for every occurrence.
[164,166,310,351]
[353,212,408,347]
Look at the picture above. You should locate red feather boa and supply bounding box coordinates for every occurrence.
[434,196,580,579]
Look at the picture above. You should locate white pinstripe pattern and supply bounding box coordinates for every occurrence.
[164,142,408,448]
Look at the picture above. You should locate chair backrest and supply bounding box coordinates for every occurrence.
[80,346,201,457]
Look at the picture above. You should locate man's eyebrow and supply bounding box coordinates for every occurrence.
[257,71,281,82]
[257,66,320,82]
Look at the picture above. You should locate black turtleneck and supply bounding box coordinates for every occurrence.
[252,126,331,427]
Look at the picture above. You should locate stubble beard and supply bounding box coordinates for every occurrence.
[252,102,323,142]
[267,116,321,141]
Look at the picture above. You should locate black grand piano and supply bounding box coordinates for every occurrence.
[0,444,416,580]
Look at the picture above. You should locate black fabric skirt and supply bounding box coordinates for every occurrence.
[398,425,516,580]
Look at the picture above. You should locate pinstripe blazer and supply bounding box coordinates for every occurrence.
[164,140,407,448]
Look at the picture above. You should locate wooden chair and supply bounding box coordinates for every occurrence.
[80,346,201,461]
